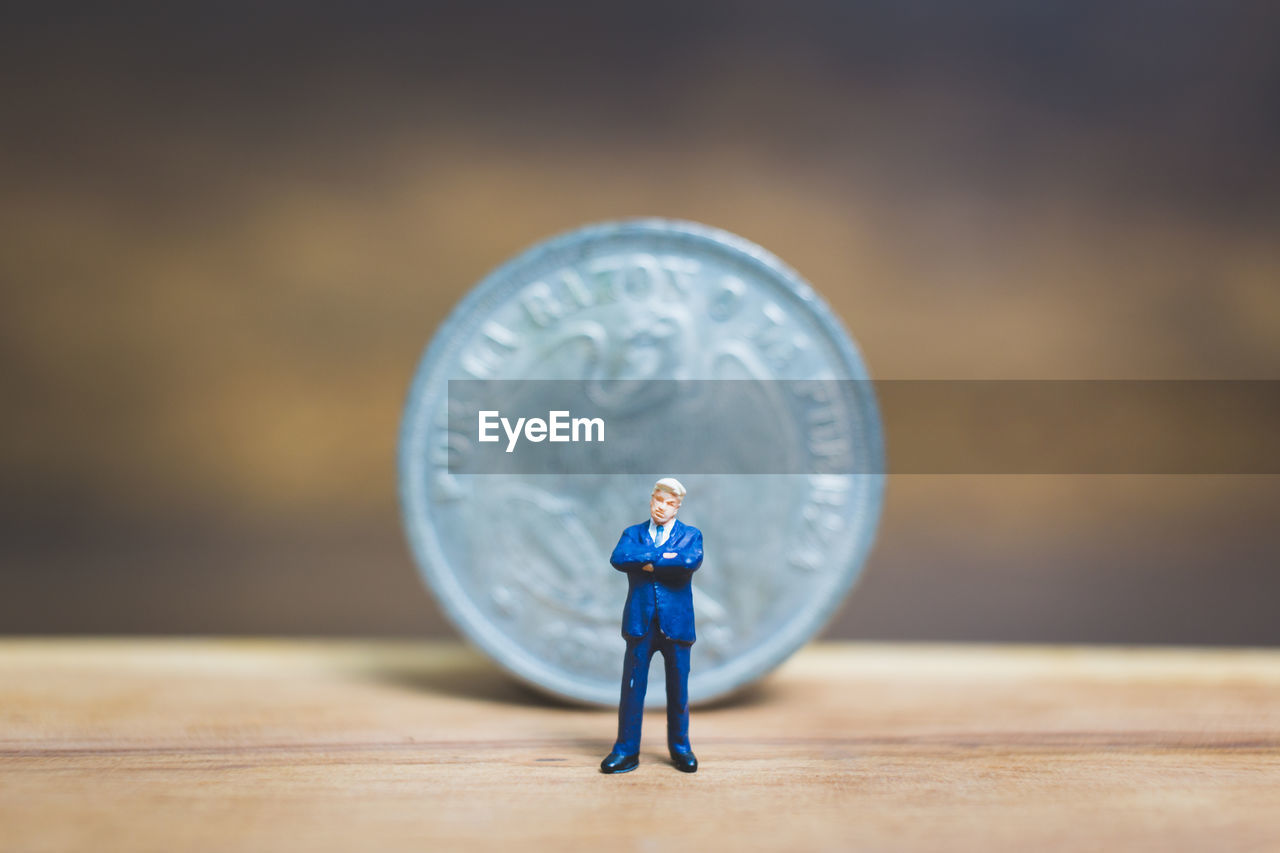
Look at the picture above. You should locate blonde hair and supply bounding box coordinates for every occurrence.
[652,477,687,499]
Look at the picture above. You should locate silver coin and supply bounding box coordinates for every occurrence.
[399,220,884,705]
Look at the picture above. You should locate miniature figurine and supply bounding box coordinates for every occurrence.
[600,477,703,774]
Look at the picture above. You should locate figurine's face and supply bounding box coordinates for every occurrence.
[650,490,682,526]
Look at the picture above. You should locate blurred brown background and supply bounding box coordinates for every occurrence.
[2,2,1278,642]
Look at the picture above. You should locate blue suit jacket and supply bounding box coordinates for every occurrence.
[610,518,703,643]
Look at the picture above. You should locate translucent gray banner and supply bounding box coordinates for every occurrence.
[445,380,1280,474]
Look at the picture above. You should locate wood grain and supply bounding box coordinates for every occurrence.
[2,640,1277,852]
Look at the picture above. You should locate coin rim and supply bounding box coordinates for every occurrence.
[398,218,885,706]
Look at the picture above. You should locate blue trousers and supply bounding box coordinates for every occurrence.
[613,617,692,756]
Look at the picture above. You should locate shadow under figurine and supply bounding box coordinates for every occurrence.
[601,477,703,774]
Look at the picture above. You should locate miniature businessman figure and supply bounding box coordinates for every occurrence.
[600,477,703,774]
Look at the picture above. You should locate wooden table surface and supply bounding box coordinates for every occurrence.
[2,639,1278,852]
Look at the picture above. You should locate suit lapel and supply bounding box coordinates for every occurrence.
[663,519,683,548]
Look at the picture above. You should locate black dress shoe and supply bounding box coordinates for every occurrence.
[600,752,639,774]
[669,749,698,773]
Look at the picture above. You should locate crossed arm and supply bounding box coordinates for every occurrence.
[616,542,702,581]
[610,528,703,581]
